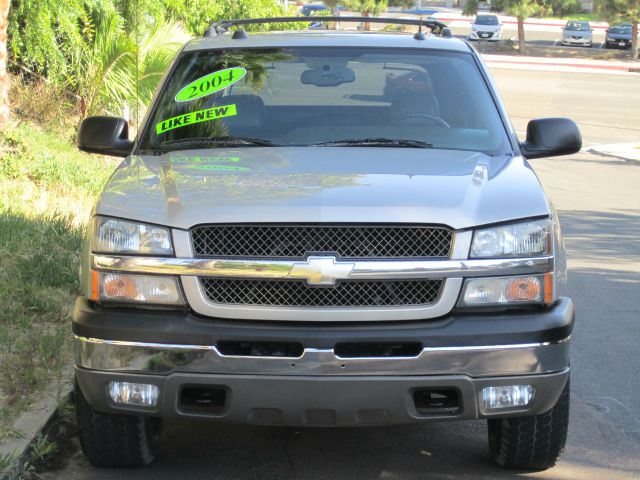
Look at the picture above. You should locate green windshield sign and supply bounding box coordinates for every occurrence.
[156,104,237,134]
[175,67,246,102]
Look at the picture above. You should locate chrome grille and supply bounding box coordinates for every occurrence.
[199,278,443,307]
[191,224,453,259]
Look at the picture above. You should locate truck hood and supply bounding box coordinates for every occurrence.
[95,147,550,231]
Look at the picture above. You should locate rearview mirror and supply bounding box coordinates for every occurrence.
[301,66,355,87]
[520,118,581,159]
[77,116,133,157]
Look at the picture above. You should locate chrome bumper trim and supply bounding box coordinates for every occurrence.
[74,335,570,378]
[91,254,553,280]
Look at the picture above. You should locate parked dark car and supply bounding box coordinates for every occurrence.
[605,23,633,49]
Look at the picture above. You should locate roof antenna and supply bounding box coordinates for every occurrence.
[413,17,426,40]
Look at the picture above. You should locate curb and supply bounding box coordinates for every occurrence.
[0,370,73,480]
[482,57,639,73]
[587,144,640,162]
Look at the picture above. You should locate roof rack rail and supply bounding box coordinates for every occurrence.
[204,16,451,38]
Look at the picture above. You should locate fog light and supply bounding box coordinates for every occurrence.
[108,381,159,407]
[482,385,534,411]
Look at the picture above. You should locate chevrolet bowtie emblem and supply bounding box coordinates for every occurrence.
[289,256,355,286]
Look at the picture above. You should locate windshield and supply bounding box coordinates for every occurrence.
[609,25,632,34]
[141,47,510,154]
[475,16,499,25]
[566,21,589,31]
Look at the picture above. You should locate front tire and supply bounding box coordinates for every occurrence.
[75,383,162,467]
[488,376,569,470]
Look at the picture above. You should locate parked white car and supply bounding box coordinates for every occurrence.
[469,15,502,41]
[561,20,593,47]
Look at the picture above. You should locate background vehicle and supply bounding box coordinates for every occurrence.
[469,15,502,41]
[605,23,633,49]
[73,16,580,472]
[300,3,342,16]
[561,20,593,47]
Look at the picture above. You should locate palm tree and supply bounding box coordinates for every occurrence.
[68,10,189,120]
[0,0,10,128]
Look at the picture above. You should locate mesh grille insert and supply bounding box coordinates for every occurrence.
[199,278,443,307]
[191,224,452,259]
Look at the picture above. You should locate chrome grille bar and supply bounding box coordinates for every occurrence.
[92,254,553,280]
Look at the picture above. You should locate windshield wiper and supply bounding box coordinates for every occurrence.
[156,136,278,150]
[309,138,433,148]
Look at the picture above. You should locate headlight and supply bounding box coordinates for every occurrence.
[458,273,552,307]
[92,216,173,255]
[607,36,614,42]
[470,219,551,258]
[90,271,185,305]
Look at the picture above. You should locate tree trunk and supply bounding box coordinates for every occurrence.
[632,17,638,60]
[0,0,10,129]
[364,10,370,32]
[517,17,526,53]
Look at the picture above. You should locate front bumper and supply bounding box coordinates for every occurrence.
[73,297,573,425]
[606,39,631,49]
[469,31,501,41]
[561,37,592,45]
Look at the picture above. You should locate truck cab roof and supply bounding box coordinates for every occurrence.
[184,31,472,53]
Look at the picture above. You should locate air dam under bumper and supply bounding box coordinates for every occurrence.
[75,368,569,426]
[73,298,573,425]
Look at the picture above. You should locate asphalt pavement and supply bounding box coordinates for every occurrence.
[45,68,640,479]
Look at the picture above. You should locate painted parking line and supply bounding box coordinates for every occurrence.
[553,39,559,46]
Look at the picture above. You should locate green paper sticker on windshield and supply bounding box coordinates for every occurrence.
[156,104,237,134]
[175,67,246,102]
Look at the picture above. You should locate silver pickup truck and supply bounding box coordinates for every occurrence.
[74,17,580,471]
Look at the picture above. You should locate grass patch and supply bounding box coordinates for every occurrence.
[546,13,602,22]
[0,212,82,438]
[0,121,115,438]
[1,123,115,223]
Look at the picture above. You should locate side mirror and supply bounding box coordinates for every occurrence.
[77,116,133,157]
[520,117,581,159]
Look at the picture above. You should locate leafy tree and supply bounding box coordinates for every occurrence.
[61,8,188,119]
[164,0,296,35]
[596,0,639,58]
[8,0,118,85]
[342,0,412,30]
[546,0,582,16]
[463,0,480,17]
[0,0,9,128]
[506,0,543,53]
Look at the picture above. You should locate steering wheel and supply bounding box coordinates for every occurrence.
[390,112,451,128]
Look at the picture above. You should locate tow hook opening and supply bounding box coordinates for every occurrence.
[413,388,461,416]
[179,386,227,414]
